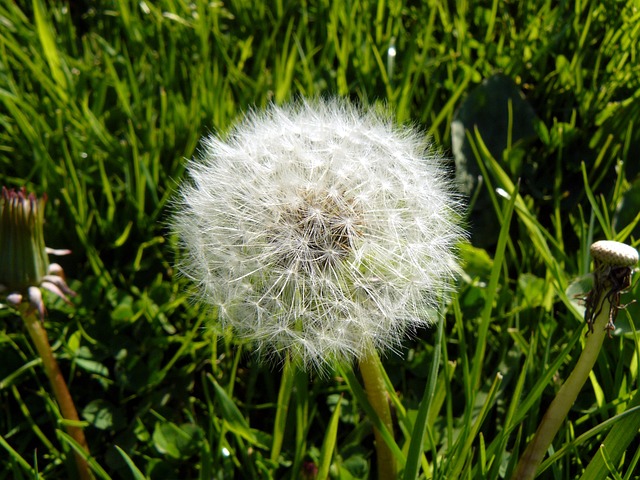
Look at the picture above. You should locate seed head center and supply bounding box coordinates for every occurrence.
[276,188,362,272]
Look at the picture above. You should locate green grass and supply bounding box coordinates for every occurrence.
[1,0,640,478]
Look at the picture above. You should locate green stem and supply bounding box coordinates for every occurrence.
[359,349,396,480]
[21,308,93,480]
[512,299,609,479]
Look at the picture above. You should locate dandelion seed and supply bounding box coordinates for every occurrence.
[172,98,466,372]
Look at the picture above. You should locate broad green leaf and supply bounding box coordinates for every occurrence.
[82,399,126,431]
[152,421,203,460]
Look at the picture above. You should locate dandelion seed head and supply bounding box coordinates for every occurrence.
[173,98,466,372]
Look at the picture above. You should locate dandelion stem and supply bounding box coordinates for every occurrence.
[513,241,637,479]
[512,310,607,479]
[359,350,396,480]
[20,307,93,480]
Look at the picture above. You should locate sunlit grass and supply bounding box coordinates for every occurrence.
[1,0,639,478]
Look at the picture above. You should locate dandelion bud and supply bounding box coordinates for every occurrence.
[0,187,75,318]
[173,99,466,371]
[0,187,50,291]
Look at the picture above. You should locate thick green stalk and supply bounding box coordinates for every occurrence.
[514,240,638,479]
[21,306,93,480]
[359,350,396,480]
[512,294,609,479]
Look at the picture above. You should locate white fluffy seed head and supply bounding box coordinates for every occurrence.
[172,98,466,372]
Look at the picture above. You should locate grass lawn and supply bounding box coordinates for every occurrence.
[1,0,640,478]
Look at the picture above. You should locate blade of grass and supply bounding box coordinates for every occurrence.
[115,445,147,480]
[472,129,588,324]
[291,367,310,479]
[10,384,59,455]
[32,0,68,100]
[403,306,444,480]
[0,433,38,477]
[317,393,342,480]
[449,372,504,479]
[468,175,518,391]
[57,429,110,480]
[207,374,268,449]
[484,337,535,479]
[581,387,640,478]
[581,161,613,240]
[511,325,583,428]
[340,365,406,466]
[539,404,640,476]
[270,357,295,463]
